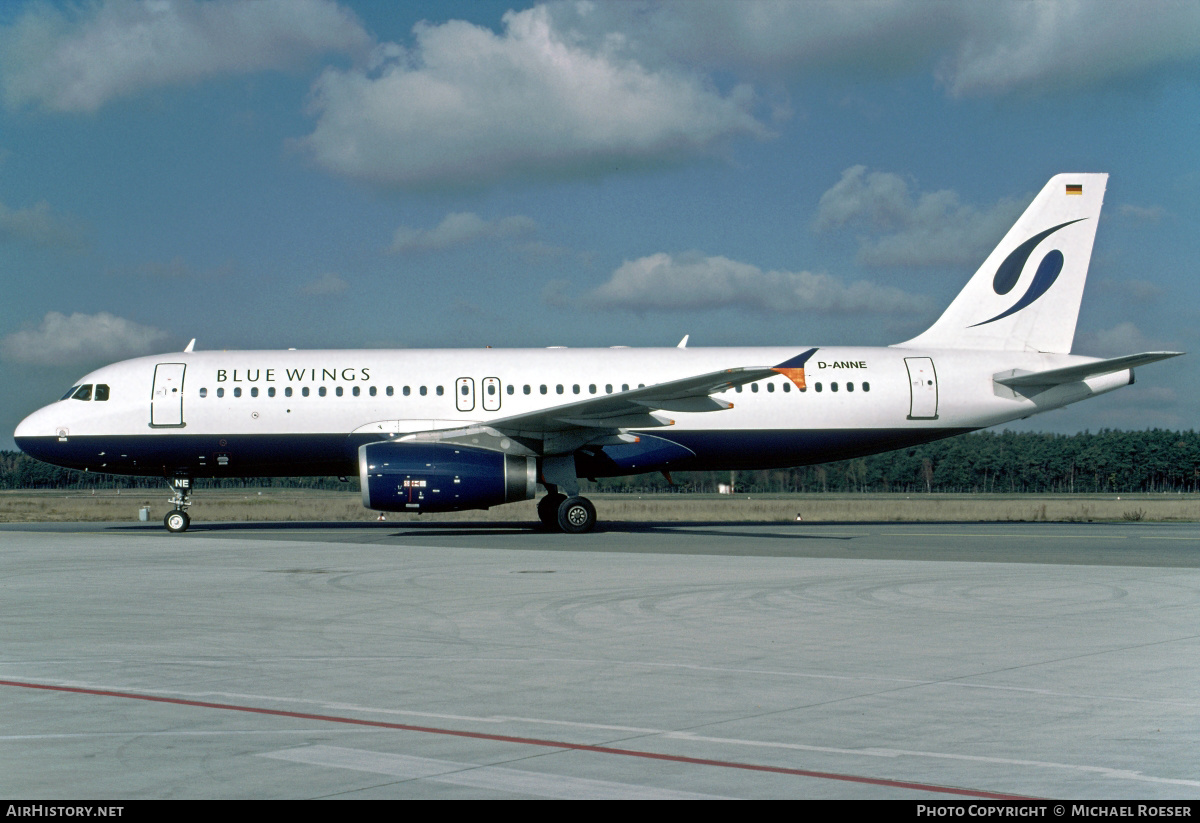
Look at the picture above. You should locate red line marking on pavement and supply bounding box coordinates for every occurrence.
[2,679,1029,799]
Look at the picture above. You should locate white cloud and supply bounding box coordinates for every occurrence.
[548,0,949,79]
[298,5,768,188]
[299,272,348,295]
[1,311,169,366]
[1075,322,1176,358]
[0,199,86,249]
[0,0,370,112]
[548,1,1200,97]
[588,252,930,315]
[1117,203,1167,222]
[6,1,1192,119]
[932,1,1200,98]
[813,166,1027,268]
[1096,278,1165,303]
[390,213,537,253]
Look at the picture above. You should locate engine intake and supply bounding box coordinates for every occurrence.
[359,442,536,513]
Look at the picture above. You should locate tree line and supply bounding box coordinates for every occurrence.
[0,451,350,491]
[3,429,1200,494]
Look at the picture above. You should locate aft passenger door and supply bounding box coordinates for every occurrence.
[151,363,186,427]
[904,357,938,420]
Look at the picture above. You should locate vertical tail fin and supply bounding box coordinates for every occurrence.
[897,173,1107,353]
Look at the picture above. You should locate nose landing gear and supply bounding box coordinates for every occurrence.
[164,476,193,533]
[164,509,190,533]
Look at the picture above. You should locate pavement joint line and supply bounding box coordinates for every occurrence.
[0,678,1029,800]
[878,533,1131,539]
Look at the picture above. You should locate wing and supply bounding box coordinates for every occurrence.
[487,366,775,435]
[388,365,778,456]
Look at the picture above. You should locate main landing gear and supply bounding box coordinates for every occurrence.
[164,476,193,533]
[537,491,597,534]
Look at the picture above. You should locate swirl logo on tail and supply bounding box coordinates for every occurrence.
[971,218,1084,327]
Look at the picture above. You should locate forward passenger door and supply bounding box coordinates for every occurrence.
[151,363,186,427]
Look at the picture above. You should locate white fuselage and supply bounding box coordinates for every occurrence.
[14,345,1130,479]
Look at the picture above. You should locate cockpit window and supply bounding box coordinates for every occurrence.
[60,386,81,401]
[94,384,110,401]
[71,385,93,401]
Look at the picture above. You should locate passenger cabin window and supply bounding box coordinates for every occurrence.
[199,388,208,398]
[863,382,870,392]
[71,385,92,401]
[285,387,293,397]
[251,387,259,397]
[335,386,343,397]
[217,388,225,398]
[234,387,242,398]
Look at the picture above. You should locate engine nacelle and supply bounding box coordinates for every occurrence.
[358,442,536,513]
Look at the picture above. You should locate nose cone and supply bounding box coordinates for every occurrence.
[15,407,41,441]
[14,404,60,461]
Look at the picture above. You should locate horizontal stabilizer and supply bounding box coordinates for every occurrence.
[994,351,1183,388]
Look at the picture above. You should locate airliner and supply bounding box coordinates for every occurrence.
[13,173,1182,533]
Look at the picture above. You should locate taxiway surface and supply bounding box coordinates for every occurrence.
[2,520,1198,799]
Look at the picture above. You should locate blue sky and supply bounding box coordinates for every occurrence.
[2,0,1198,450]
